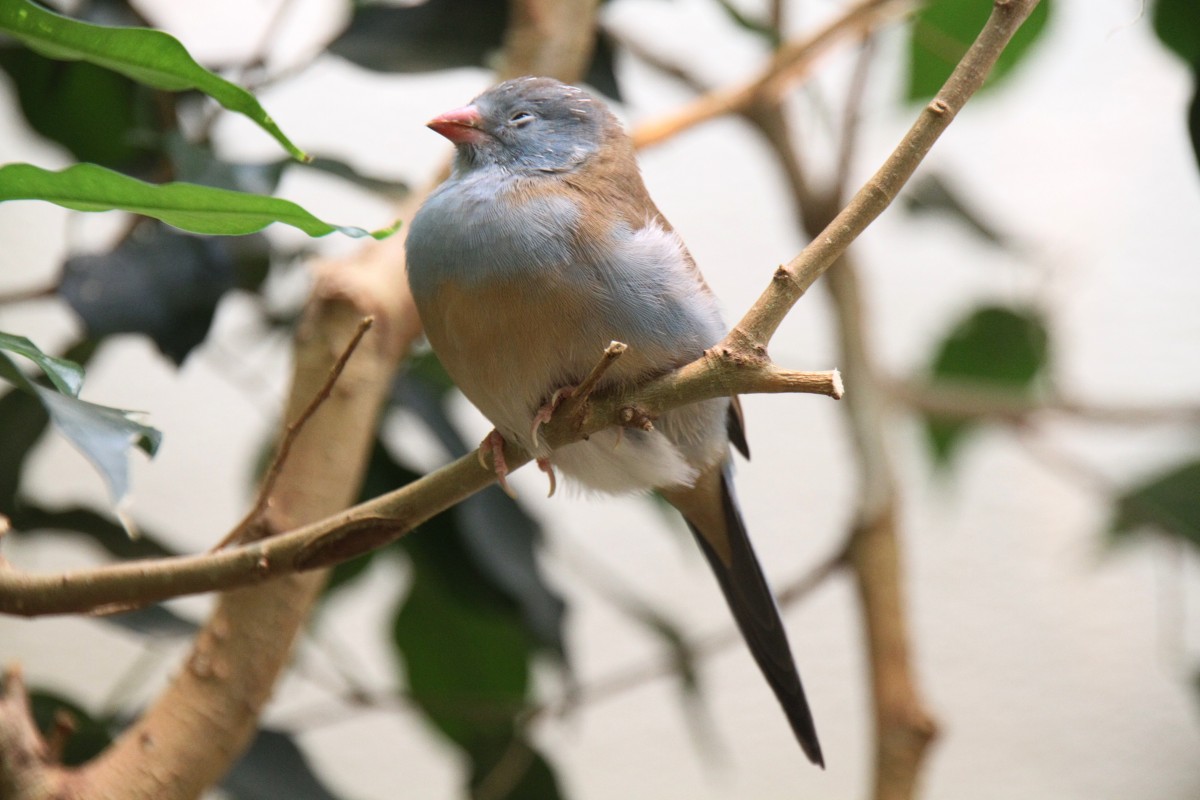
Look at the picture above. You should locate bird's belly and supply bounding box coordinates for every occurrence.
[421,279,726,493]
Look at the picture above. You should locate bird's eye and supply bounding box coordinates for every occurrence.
[509,111,535,126]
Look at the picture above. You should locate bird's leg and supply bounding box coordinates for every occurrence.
[478,429,516,498]
[529,341,630,447]
[530,385,575,448]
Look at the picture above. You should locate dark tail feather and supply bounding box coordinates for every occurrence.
[663,466,824,767]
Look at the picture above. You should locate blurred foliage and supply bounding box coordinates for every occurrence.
[29,691,114,766]
[221,728,346,800]
[907,0,1051,100]
[901,172,1012,249]
[1153,0,1200,169]
[330,0,622,99]
[922,306,1049,464]
[1111,460,1200,549]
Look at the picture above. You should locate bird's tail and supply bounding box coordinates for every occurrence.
[662,465,824,767]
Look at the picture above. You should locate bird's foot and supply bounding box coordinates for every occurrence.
[529,385,576,448]
[478,429,516,498]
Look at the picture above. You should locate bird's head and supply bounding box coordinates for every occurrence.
[426,77,617,173]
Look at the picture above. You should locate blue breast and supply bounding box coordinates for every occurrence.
[407,168,581,299]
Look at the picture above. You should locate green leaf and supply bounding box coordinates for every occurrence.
[1153,0,1200,65]
[0,339,96,513]
[30,691,113,766]
[712,0,780,46]
[0,0,307,161]
[0,163,399,238]
[0,47,155,170]
[0,347,160,505]
[907,0,1051,102]
[0,331,84,395]
[922,305,1049,463]
[393,540,531,747]
[1188,66,1200,173]
[1110,460,1200,548]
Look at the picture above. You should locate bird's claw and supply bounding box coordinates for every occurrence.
[536,458,558,497]
[479,430,516,499]
[530,385,576,448]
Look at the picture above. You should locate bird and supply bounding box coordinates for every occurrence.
[405,76,823,767]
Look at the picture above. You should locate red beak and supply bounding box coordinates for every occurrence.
[427,105,487,144]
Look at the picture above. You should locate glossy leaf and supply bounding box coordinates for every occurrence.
[907,0,1051,101]
[0,388,49,513]
[34,385,160,504]
[0,0,307,160]
[0,340,96,514]
[0,331,84,395]
[0,162,399,238]
[60,222,239,364]
[1110,460,1200,548]
[393,536,563,798]
[0,346,160,506]
[923,305,1049,463]
[0,47,156,171]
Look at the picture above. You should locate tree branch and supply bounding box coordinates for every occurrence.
[0,1,1041,621]
[0,360,841,616]
[630,0,910,148]
[739,0,1045,347]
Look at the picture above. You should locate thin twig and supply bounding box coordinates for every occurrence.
[573,340,628,403]
[833,34,878,202]
[889,378,1200,426]
[737,0,1045,346]
[630,0,907,148]
[0,282,59,306]
[212,316,374,551]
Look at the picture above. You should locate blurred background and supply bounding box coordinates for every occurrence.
[1,0,1198,798]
